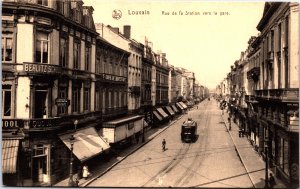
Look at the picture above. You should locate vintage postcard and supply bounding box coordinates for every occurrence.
[1,0,299,188]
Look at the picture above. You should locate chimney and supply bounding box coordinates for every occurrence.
[124,25,131,39]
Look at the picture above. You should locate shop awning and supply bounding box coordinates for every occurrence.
[179,102,188,109]
[59,127,110,162]
[153,111,163,121]
[102,115,143,128]
[176,102,184,110]
[165,106,175,115]
[172,105,179,113]
[157,108,169,118]
[2,139,20,174]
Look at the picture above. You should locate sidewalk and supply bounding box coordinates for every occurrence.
[54,114,184,187]
[221,111,287,188]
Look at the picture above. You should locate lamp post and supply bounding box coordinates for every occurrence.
[142,119,145,142]
[264,137,269,188]
[68,120,78,187]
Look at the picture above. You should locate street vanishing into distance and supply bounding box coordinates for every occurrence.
[87,99,255,188]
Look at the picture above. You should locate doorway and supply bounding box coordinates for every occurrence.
[34,90,48,118]
[32,156,47,183]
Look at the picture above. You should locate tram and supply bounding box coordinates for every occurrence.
[181,118,198,143]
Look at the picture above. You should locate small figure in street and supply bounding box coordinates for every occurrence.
[162,139,166,152]
[269,173,276,188]
[82,165,90,180]
[227,117,231,131]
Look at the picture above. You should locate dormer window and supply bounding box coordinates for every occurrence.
[37,0,48,6]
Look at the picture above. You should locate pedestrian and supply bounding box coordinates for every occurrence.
[269,173,276,188]
[162,139,166,151]
[82,165,90,179]
[228,121,231,131]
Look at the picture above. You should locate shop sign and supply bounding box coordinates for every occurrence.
[55,98,70,107]
[30,119,58,128]
[2,119,24,128]
[24,63,61,74]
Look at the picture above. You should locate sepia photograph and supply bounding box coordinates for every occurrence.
[1,0,299,188]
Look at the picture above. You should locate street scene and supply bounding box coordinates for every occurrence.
[1,0,299,188]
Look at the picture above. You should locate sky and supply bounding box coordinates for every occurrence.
[83,0,265,90]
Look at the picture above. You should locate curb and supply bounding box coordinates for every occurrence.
[82,114,184,187]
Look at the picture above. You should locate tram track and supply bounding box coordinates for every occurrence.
[174,101,211,187]
[142,101,210,187]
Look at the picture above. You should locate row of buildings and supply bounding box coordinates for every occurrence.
[1,0,209,186]
[215,2,299,188]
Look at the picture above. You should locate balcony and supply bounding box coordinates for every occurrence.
[245,95,256,102]
[255,89,299,102]
[141,99,152,106]
[2,111,102,131]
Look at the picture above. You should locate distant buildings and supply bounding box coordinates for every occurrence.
[1,0,209,186]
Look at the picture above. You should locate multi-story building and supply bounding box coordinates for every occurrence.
[1,0,114,186]
[245,35,262,148]
[95,24,144,147]
[95,36,130,121]
[141,41,154,125]
[155,53,169,106]
[218,2,299,187]
[255,2,299,187]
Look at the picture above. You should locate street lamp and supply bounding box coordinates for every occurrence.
[142,119,146,143]
[264,137,269,188]
[68,120,78,187]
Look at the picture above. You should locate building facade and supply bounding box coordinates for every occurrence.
[255,2,299,186]
[1,0,110,186]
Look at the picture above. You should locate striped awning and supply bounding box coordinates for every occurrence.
[176,102,184,110]
[172,105,179,112]
[179,102,188,109]
[153,111,163,121]
[2,139,20,174]
[165,106,175,115]
[157,108,169,118]
[59,127,110,162]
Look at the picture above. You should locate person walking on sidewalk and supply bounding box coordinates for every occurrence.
[228,117,231,131]
[269,173,276,188]
[162,139,166,151]
[82,165,90,180]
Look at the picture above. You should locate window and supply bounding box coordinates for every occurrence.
[60,38,68,67]
[36,32,49,63]
[83,87,90,111]
[2,35,13,62]
[74,41,80,69]
[58,80,68,115]
[72,84,81,113]
[95,90,100,111]
[96,56,100,74]
[2,85,12,117]
[85,46,91,71]
[61,1,69,17]
[37,0,48,6]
